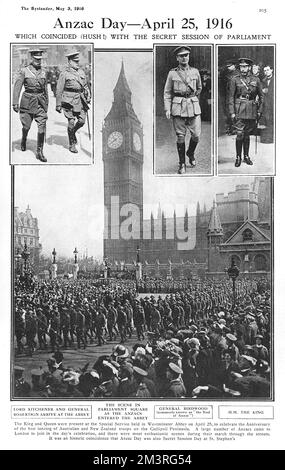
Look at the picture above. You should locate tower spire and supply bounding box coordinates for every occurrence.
[113,60,132,102]
[105,60,140,123]
[207,200,223,236]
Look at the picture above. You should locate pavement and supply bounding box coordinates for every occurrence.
[11,88,92,165]
[218,134,275,175]
[155,117,212,175]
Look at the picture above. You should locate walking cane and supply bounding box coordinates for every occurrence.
[86,110,91,141]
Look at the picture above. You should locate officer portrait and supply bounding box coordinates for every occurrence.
[217,45,275,175]
[11,44,93,164]
[154,45,213,175]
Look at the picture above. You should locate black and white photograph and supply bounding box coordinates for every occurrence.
[13,143,272,400]
[11,50,273,401]
[11,43,93,164]
[217,45,275,175]
[154,45,213,175]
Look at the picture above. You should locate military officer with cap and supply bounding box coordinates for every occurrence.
[56,51,91,153]
[12,49,48,162]
[228,57,264,167]
[164,46,202,174]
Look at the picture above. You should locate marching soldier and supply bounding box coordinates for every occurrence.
[49,309,61,352]
[133,302,146,341]
[12,49,48,162]
[37,308,48,350]
[76,309,87,349]
[228,58,264,167]
[56,51,91,154]
[164,46,202,174]
[96,308,107,346]
[15,311,25,355]
[107,302,118,341]
[61,307,72,348]
[25,310,38,356]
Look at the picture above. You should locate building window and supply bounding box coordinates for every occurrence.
[230,255,241,268]
[24,229,27,234]
[29,238,33,246]
[242,228,253,241]
[254,254,267,271]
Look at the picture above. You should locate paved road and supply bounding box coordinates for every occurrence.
[11,88,92,165]
[155,117,212,176]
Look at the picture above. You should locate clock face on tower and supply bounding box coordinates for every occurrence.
[107,131,123,149]
[133,132,142,152]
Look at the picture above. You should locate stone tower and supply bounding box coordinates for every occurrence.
[102,61,144,262]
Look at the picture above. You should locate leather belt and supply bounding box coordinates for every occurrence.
[24,90,44,95]
[64,88,82,93]
[174,92,196,98]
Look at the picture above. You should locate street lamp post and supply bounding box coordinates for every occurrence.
[52,248,57,264]
[21,242,30,273]
[73,247,79,280]
[227,257,240,308]
[15,248,22,275]
[73,247,78,264]
[51,248,57,279]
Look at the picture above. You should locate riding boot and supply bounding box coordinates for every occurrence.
[235,139,242,167]
[243,136,253,165]
[68,128,78,153]
[21,129,28,151]
[177,143,186,174]
[73,122,83,144]
[186,139,198,167]
[36,133,47,162]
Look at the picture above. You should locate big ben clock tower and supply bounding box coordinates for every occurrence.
[103,61,144,262]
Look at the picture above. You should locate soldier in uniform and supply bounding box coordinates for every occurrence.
[12,49,48,162]
[56,51,91,153]
[228,58,264,167]
[221,59,239,135]
[164,46,202,174]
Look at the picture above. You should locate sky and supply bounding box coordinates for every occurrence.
[14,51,255,259]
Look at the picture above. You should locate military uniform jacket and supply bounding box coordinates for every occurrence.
[13,64,48,113]
[164,65,202,117]
[56,66,91,111]
[228,73,264,119]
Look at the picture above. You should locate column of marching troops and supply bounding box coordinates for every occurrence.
[14,276,271,399]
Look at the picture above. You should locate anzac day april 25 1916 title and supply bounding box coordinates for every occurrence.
[51,17,234,32]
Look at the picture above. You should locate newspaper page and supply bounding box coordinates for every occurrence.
[0,0,284,455]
